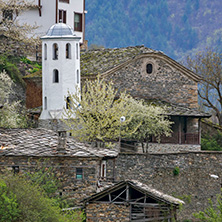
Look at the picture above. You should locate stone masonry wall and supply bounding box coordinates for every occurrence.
[86,203,130,222]
[0,156,100,205]
[139,143,201,153]
[110,152,222,221]
[105,56,198,108]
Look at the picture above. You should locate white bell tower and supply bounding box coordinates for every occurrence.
[40,23,81,120]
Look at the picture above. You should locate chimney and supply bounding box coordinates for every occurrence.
[57,131,67,153]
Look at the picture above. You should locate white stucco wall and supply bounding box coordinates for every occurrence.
[40,36,81,120]
[16,0,84,41]
[58,0,84,41]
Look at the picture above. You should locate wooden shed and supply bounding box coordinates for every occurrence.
[84,180,184,222]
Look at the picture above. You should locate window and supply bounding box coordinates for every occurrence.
[3,9,13,20]
[66,43,71,59]
[12,166,19,174]
[59,0,69,3]
[146,63,153,74]
[76,168,83,179]
[59,9,66,23]
[44,43,47,60]
[53,43,58,60]
[74,13,82,32]
[66,96,70,109]
[100,160,106,178]
[44,97,47,110]
[53,69,59,83]
[77,70,79,84]
[76,43,79,59]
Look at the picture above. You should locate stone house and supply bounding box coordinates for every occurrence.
[0,128,118,205]
[84,180,184,222]
[81,46,210,153]
[25,45,210,152]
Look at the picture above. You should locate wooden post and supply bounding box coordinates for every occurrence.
[126,185,129,201]
[179,117,182,144]
[198,118,201,145]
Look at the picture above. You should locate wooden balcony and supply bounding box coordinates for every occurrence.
[152,132,200,145]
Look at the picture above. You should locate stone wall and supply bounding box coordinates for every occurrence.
[105,56,198,108]
[108,152,222,220]
[0,156,100,205]
[137,143,201,153]
[86,203,130,222]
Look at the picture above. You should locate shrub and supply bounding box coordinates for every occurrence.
[0,180,20,222]
[173,166,180,176]
[2,173,84,222]
[194,194,222,221]
[201,130,222,151]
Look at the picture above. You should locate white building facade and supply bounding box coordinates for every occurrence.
[40,23,81,120]
[17,0,86,43]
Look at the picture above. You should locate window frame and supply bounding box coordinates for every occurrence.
[66,43,71,59]
[52,43,58,60]
[76,168,83,180]
[53,69,59,83]
[44,43,47,60]
[100,160,107,178]
[59,0,69,3]
[146,63,153,74]
[59,9,67,23]
[77,70,79,84]
[74,12,83,32]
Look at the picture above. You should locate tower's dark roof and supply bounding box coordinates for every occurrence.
[45,23,75,37]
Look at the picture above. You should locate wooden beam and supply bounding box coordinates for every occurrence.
[38,0,42,16]
[179,116,182,144]
[126,185,129,201]
[198,118,201,144]
[111,188,126,203]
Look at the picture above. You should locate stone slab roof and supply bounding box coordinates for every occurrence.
[0,128,118,158]
[156,101,211,117]
[129,180,184,205]
[84,180,184,206]
[80,45,160,76]
[80,45,201,82]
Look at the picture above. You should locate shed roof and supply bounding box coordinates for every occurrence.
[0,128,118,158]
[84,180,184,206]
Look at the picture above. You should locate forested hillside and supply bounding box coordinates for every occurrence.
[85,0,222,59]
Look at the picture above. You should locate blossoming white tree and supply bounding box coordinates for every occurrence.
[63,77,172,150]
[0,70,27,128]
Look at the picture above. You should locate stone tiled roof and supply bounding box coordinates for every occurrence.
[80,45,160,76]
[0,128,118,157]
[129,180,184,205]
[84,180,184,206]
[145,100,210,117]
[163,103,211,117]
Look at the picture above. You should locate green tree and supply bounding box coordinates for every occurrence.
[0,180,20,222]
[1,173,85,222]
[186,49,222,125]
[63,77,172,146]
[194,194,222,221]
